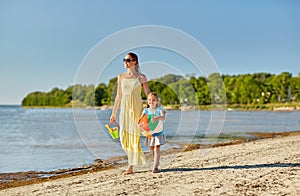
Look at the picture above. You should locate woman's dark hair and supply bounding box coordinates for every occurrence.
[127,52,140,72]
[127,52,139,65]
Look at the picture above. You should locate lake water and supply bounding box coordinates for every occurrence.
[0,105,299,173]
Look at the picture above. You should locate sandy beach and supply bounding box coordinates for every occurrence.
[1,132,299,195]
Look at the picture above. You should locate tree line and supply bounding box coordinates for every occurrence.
[22,72,300,107]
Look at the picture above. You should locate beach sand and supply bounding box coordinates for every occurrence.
[1,133,299,195]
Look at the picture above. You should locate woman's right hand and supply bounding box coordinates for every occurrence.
[110,114,116,123]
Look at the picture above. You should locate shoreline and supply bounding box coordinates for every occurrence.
[19,102,300,111]
[1,130,299,191]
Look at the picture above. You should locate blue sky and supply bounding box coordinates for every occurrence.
[0,0,299,104]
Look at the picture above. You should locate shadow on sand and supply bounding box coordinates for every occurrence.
[160,163,300,173]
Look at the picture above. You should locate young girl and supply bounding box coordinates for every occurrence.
[141,92,166,173]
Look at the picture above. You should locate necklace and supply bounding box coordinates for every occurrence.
[127,71,138,75]
[126,71,139,78]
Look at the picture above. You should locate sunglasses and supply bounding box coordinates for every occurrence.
[123,58,135,63]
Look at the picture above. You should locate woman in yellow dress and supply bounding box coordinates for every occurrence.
[110,52,150,174]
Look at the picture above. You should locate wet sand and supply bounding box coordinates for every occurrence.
[1,131,299,195]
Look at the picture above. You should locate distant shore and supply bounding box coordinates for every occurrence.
[1,130,299,195]
[21,102,300,112]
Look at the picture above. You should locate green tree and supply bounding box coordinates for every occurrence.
[190,76,211,105]
[95,83,107,106]
[84,89,95,106]
[207,73,226,104]
[160,86,178,105]
[270,72,292,102]
[290,75,300,102]
[106,77,118,105]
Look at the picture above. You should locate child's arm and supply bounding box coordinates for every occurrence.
[152,108,166,122]
[159,109,166,120]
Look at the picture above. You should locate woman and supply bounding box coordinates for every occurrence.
[110,52,150,174]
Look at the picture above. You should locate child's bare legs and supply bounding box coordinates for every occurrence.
[150,146,155,158]
[152,145,161,173]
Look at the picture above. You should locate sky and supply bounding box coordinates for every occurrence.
[0,0,299,104]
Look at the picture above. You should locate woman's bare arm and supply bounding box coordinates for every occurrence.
[139,74,150,96]
[110,74,122,122]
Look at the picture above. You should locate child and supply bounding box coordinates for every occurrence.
[140,92,166,173]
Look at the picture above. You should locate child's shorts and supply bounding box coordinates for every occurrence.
[149,135,166,146]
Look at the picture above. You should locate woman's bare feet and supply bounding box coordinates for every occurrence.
[123,165,134,175]
[123,170,134,175]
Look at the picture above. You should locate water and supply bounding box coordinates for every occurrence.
[0,105,299,173]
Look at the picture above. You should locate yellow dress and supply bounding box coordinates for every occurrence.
[119,76,146,166]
